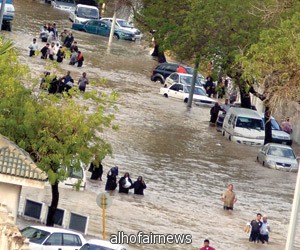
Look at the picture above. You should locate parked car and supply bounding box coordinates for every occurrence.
[80,239,126,250]
[72,20,136,41]
[51,0,76,12]
[69,4,100,23]
[258,113,292,145]
[21,225,86,250]
[0,0,15,31]
[101,18,142,39]
[222,107,265,146]
[257,143,298,172]
[151,63,194,84]
[164,72,204,88]
[159,83,216,106]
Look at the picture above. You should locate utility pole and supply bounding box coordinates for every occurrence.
[0,0,7,31]
[187,56,200,108]
[285,159,300,250]
[107,8,117,51]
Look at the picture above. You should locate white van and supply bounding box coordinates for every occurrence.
[222,107,265,146]
[0,0,15,31]
[69,4,100,23]
[51,0,76,12]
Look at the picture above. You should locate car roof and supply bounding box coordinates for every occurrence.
[227,107,261,119]
[169,72,194,77]
[86,239,125,248]
[265,143,294,150]
[26,226,83,235]
[77,4,98,9]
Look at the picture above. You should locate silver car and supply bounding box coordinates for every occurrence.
[257,143,298,172]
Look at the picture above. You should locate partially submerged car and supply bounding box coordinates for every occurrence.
[21,225,86,250]
[80,239,127,250]
[159,83,216,106]
[72,20,136,41]
[257,143,298,172]
[101,18,142,39]
[51,0,76,12]
[164,72,205,88]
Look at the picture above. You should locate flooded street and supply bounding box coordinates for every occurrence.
[8,0,300,249]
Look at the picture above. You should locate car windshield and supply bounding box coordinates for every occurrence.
[235,117,264,130]
[262,117,281,130]
[117,20,132,28]
[77,7,98,19]
[267,146,296,159]
[184,86,206,96]
[69,166,83,179]
[21,227,50,244]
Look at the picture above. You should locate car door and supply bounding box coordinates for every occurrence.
[96,21,110,37]
[42,233,63,250]
[62,233,83,250]
[168,84,180,99]
[258,145,267,163]
[84,20,98,34]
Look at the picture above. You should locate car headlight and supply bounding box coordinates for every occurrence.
[267,160,276,167]
[291,163,298,168]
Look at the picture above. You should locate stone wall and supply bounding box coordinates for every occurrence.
[0,203,29,250]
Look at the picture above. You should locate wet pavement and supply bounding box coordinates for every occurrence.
[9,0,300,249]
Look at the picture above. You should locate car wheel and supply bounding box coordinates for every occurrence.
[256,156,259,162]
[262,161,265,166]
[184,98,188,103]
[154,78,163,84]
[113,34,119,40]
[163,94,168,98]
[229,135,231,141]
[222,130,225,136]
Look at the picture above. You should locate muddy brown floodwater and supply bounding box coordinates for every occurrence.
[8,0,300,249]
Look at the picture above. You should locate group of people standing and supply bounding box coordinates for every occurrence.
[42,70,89,94]
[88,161,147,195]
[29,24,84,68]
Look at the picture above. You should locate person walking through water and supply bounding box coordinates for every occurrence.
[210,102,221,123]
[248,213,263,243]
[222,183,237,210]
[105,166,118,191]
[118,172,133,194]
[88,156,103,181]
[133,176,147,195]
[199,239,215,250]
[78,72,89,93]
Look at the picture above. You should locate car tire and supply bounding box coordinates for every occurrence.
[184,98,188,103]
[256,156,259,162]
[113,34,119,40]
[222,130,225,136]
[262,161,265,166]
[229,135,231,141]
[154,78,163,84]
[163,94,168,98]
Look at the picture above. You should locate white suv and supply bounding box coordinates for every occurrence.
[101,18,142,39]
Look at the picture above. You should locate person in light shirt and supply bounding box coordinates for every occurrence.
[260,215,271,244]
[199,239,215,250]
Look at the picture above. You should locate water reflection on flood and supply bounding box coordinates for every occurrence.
[12,0,300,249]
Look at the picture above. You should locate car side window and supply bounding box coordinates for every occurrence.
[63,233,82,246]
[170,73,179,82]
[44,233,62,246]
[170,84,179,91]
[178,85,183,91]
[88,21,97,26]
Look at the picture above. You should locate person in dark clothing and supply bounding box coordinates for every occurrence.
[48,76,60,94]
[89,157,103,181]
[70,41,78,52]
[204,76,216,97]
[249,213,263,243]
[56,46,65,63]
[105,166,118,191]
[40,43,49,59]
[118,172,133,194]
[210,102,221,123]
[133,176,146,195]
[62,71,74,92]
[64,32,74,48]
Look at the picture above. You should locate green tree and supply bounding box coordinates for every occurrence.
[0,36,118,226]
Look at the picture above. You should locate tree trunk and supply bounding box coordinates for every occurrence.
[46,182,59,227]
[264,106,272,145]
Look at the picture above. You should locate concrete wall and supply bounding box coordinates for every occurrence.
[0,182,21,223]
